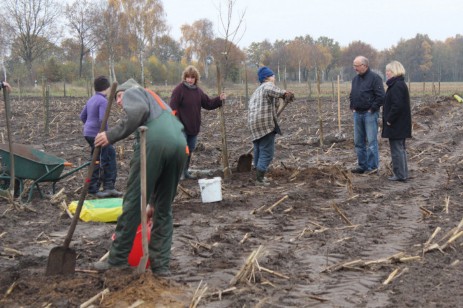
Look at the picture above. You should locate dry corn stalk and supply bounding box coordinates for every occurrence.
[80,288,109,308]
[230,245,265,286]
[383,267,409,285]
[424,217,463,253]
[189,280,208,308]
[50,187,66,204]
[323,252,419,273]
[331,203,352,225]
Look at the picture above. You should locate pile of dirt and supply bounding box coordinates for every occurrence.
[1,94,462,307]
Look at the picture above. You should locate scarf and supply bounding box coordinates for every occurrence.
[183,81,197,90]
[386,75,404,87]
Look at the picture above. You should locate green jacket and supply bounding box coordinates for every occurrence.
[107,79,174,144]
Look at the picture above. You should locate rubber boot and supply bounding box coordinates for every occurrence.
[256,170,270,186]
[182,155,196,180]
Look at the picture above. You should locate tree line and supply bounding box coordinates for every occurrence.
[1,0,462,88]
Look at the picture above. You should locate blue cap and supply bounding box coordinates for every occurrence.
[257,66,274,83]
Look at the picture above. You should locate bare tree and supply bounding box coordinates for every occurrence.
[0,12,14,80]
[181,19,215,73]
[119,0,167,86]
[4,0,62,84]
[65,0,98,78]
[91,0,126,83]
[287,38,309,83]
[245,40,273,68]
[215,0,246,72]
[214,0,246,179]
[312,44,332,147]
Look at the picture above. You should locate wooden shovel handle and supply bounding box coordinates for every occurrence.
[3,87,15,196]
[63,81,118,249]
[138,126,149,272]
[139,126,148,226]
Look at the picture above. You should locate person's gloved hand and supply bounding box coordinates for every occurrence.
[146,204,154,219]
[284,91,295,103]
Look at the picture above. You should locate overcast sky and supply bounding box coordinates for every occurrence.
[163,0,463,50]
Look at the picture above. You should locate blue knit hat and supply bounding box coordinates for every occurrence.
[257,66,274,83]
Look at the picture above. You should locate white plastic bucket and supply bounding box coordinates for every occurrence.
[198,177,222,203]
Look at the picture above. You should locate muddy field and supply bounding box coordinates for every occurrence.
[0,90,462,307]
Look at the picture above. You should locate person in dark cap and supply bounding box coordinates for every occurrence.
[93,78,188,277]
[257,66,274,83]
[248,66,293,186]
[80,75,123,198]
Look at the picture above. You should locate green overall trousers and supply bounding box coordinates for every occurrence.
[109,110,187,273]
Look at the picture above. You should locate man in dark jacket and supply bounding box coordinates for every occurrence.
[93,79,188,277]
[349,56,385,174]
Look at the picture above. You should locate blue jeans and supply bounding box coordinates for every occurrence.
[184,134,197,153]
[389,139,408,179]
[85,136,117,193]
[253,132,276,172]
[353,111,379,171]
[184,134,197,168]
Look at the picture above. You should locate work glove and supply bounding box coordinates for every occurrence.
[146,204,154,219]
[284,91,295,103]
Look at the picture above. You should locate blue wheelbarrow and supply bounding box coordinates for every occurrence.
[0,143,90,202]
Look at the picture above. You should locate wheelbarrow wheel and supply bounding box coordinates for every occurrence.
[0,178,21,197]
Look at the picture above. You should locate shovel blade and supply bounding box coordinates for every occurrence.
[137,255,149,274]
[237,154,253,172]
[45,246,77,276]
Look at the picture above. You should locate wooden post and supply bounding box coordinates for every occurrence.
[17,79,21,100]
[44,84,50,136]
[307,79,312,100]
[337,75,341,133]
[316,67,324,147]
[244,62,249,107]
[331,77,335,102]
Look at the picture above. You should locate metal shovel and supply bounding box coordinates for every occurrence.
[137,126,149,273]
[45,82,118,275]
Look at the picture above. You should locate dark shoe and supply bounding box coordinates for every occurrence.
[88,192,98,199]
[351,167,365,174]
[93,260,129,271]
[388,176,406,182]
[184,171,196,180]
[95,190,111,198]
[256,180,270,187]
[105,189,123,197]
[256,170,270,186]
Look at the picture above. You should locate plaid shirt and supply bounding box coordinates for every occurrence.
[248,82,286,141]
